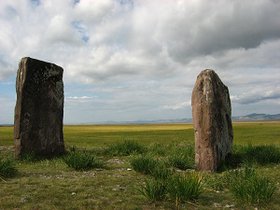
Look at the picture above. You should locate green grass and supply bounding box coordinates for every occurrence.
[130,155,158,175]
[232,122,280,145]
[226,167,276,205]
[219,144,280,170]
[168,145,195,170]
[131,155,173,179]
[167,173,203,204]
[0,122,280,209]
[104,140,146,156]
[63,124,194,148]
[240,144,280,165]
[150,162,173,180]
[0,126,14,146]
[139,172,203,206]
[139,178,167,202]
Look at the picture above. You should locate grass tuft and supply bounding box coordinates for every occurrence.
[148,143,169,156]
[139,179,167,202]
[130,155,157,175]
[226,166,276,205]
[63,150,105,171]
[0,158,18,178]
[131,155,173,179]
[168,145,194,170]
[167,173,203,203]
[105,140,146,156]
[204,173,227,191]
[150,162,173,180]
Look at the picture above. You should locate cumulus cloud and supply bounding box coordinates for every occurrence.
[1,0,280,80]
[0,0,280,123]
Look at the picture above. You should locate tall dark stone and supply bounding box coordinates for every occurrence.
[14,57,65,158]
[192,69,233,172]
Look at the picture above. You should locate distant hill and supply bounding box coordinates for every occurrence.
[232,113,280,121]
[82,113,280,125]
[87,118,192,125]
[126,113,280,124]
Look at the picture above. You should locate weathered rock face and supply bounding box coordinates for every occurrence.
[14,57,65,158]
[192,69,233,172]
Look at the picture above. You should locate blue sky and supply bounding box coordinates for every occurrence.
[0,0,280,124]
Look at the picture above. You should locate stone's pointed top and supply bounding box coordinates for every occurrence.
[198,69,218,77]
[195,69,228,90]
[203,69,215,73]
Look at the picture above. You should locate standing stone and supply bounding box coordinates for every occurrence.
[192,69,233,172]
[14,57,65,158]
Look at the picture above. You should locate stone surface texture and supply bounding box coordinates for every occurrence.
[14,57,65,158]
[192,69,233,172]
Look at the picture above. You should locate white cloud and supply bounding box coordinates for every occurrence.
[75,0,115,23]
[46,15,80,44]
[231,86,280,104]
[163,101,190,110]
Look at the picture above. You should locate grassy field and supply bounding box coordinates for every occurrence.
[0,122,280,209]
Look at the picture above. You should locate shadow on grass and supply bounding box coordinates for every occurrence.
[218,144,280,172]
[19,151,66,162]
